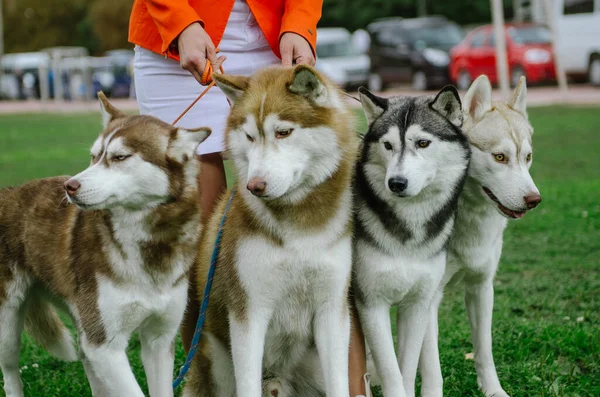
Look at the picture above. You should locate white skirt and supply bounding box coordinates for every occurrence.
[133,0,280,155]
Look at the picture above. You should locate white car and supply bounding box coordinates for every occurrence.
[553,0,600,85]
[315,27,371,89]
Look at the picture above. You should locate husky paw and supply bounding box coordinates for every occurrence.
[483,389,510,397]
[420,388,443,397]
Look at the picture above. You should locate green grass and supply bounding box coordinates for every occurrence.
[0,107,599,396]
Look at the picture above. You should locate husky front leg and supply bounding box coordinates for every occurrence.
[140,332,176,397]
[80,338,145,397]
[395,300,432,397]
[358,302,406,397]
[81,354,109,396]
[465,278,508,397]
[229,307,272,397]
[139,285,187,397]
[418,290,444,397]
[314,295,351,397]
[0,300,26,397]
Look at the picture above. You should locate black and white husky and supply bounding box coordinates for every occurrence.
[353,86,471,397]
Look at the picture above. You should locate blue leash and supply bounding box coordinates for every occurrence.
[173,186,237,389]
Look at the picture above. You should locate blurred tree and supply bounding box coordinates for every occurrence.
[88,0,134,52]
[2,0,132,55]
[3,0,95,53]
[319,0,514,30]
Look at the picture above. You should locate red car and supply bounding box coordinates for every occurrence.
[450,23,556,90]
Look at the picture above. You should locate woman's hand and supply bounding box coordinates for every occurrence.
[280,32,315,67]
[178,22,226,84]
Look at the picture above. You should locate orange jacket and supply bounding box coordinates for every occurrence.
[128,0,322,61]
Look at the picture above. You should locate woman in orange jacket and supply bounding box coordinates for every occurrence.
[129,1,368,395]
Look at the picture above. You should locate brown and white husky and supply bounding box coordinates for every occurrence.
[182,65,360,397]
[0,94,210,397]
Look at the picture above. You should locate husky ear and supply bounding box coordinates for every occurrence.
[508,76,528,119]
[430,85,463,128]
[98,91,125,129]
[287,65,328,106]
[463,75,492,122]
[167,127,212,162]
[213,73,250,103]
[358,86,388,125]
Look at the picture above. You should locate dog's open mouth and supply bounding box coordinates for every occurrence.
[482,187,527,219]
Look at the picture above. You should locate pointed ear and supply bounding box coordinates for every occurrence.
[463,75,492,122]
[508,76,528,118]
[287,65,329,106]
[358,86,388,125]
[167,127,212,162]
[430,85,463,128]
[213,73,250,103]
[98,91,125,129]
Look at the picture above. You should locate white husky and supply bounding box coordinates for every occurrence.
[418,76,542,397]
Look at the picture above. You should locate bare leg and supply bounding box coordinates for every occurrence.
[349,294,368,397]
[181,152,227,352]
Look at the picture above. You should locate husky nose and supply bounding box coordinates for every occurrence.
[388,177,408,194]
[524,193,542,209]
[64,179,81,196]
[247,178,267,196]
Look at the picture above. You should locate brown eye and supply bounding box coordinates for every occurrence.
[493,153,507,163]
[417,140,431,148]
[246,134,255,142]
[526,153,532,162]
[383,141,393,151]
[275,128,293,139]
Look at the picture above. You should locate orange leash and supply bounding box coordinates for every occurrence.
[171,49,227,126]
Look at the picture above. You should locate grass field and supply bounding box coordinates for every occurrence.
[0,106,599,396]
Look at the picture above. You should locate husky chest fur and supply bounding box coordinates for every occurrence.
[353,86,470,397]
[183,66,359,397]
[0,95,210,397]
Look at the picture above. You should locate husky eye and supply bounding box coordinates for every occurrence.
[275,128,294,139]
[246,134,255,143]
[112,154,131,162]
[383,141,393,151]
[417,140,431,149]
[526,153,532,162]
[493,153,507,163]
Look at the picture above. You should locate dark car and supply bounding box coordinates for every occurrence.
[367,16,464,91]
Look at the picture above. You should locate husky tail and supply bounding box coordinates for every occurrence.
[25,293,77,361]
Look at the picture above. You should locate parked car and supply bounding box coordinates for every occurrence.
[366,16,463,91]
[315,28,370,90]
[450,23,556,90]
[553,0,600,85]
[93,49,134,98]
